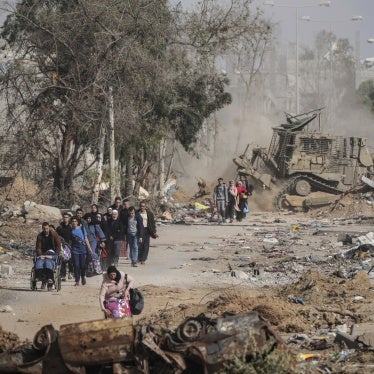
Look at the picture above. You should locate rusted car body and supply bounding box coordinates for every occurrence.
[0,312,282,373]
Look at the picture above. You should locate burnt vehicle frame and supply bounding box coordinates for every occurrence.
[0,311,282,373]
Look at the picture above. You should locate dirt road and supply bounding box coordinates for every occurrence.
[1,211,373,349]
[0,221,257,340]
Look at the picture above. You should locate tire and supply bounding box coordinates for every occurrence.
[294,178,311,196]
[176,319,202,342]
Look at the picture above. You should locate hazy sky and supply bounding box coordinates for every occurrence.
[1,1,373,59]
[178,0,374,60]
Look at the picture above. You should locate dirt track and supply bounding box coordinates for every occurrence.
[1,211,373,344]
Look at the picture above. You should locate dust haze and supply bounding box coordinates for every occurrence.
[174,97,273,194]
[173,82,374,212]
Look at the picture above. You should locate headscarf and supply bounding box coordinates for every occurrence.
[106,265,121,283]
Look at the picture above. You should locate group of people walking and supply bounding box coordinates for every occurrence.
[35,198,158,289]
[213,175,253,223]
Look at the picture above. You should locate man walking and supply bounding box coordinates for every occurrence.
[123,207,144,267]
[213,177,228,223]
[56,212,73,281]
[35,222,61,289]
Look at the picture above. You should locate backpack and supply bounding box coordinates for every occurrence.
[129,288,144,315]
[125,274,144,315]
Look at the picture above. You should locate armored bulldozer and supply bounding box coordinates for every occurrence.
[233,109,374,209]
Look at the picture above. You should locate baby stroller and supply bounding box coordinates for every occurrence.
[30,251,62,291]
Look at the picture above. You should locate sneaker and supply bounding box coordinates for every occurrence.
[74,282,79,286]
[47,279,54,291]
[81,277,86,285]
[131,262,138,267]
[61,277,66,282]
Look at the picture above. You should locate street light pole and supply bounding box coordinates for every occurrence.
[264,1,330,114]
[300,15,363,128]
[296,7,299,113]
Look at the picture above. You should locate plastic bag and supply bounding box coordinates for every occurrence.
[86,252,102,276]
[106,298,131,318]
[60,243,71,261]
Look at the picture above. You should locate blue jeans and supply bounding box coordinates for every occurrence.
[72,252,87,282]
[127,233,139,263]
[35,256,56,281]
[35,257,56,271]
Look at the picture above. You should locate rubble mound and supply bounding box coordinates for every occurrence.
[171,187,192,203]
[281,270,371,307]
[0,177,38,205]
[308,193,373,220]
[0,326,23,353]
[142,288,312,333]
[143,270,372,335]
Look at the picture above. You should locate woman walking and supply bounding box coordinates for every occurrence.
[138,201,157,264]
[71,216,93,286]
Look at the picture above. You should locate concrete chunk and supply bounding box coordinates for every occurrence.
[0,264,13,275]
[334,332,360,349]
[351,323,374,348]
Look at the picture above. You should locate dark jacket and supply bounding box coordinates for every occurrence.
[36,230,61,256]
[119,208,129,225]
[56,221,72,244]
[107,218,125,241]
[138,209,156,235]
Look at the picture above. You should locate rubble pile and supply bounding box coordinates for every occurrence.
[308,192,374,221]
[0,327,22,353]
[0,178,373,372]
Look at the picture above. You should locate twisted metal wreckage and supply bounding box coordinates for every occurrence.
[0,311,282,373]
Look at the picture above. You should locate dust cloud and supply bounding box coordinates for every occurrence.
[174,96,274,195]
[336,105,374,150]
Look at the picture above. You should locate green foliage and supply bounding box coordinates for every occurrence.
[0,0,270,200]
[357,79,374,112]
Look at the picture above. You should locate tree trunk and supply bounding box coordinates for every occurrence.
[124,152,133,200]
[91,123,106,204]
[165,137,176,182]
[109,87,116,203]
[158,139,166,195]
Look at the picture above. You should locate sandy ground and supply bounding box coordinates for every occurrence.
[0,221,262,341]
[1,211,373,346]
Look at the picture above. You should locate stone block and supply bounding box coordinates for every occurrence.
[351,323,374,348]
[0,264,13,275]
[334,331,360,349]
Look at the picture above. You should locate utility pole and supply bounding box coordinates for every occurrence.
[264,1,331,114]
[296,7,299,114]
[109,86,115,203]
